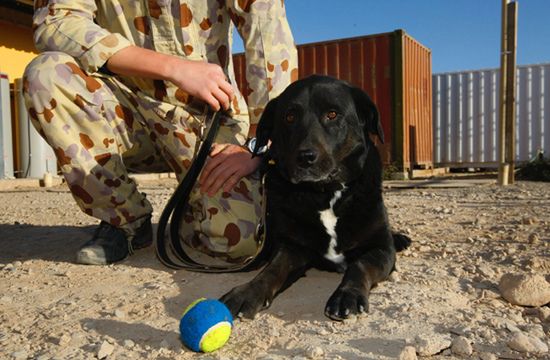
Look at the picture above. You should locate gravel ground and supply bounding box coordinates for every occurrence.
[0,178,549,360]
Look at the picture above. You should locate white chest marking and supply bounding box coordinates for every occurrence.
[319,186,346,264]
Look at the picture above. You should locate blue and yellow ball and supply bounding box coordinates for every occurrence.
[179,298,233,352]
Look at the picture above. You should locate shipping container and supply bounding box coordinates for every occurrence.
[233,30,433,172]
[433,63,550,168]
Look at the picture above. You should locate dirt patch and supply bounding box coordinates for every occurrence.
[0,179,548,359]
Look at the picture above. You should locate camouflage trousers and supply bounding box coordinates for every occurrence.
[23,51,262,262]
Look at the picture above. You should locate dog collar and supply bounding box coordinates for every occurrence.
[244,137,268,156]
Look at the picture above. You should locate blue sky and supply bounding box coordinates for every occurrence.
[234,0,550,74]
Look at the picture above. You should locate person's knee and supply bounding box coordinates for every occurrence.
[23,51,79,108]
[24,51,79,90]
[23,52,106,130]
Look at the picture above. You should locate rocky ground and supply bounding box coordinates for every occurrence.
[0,177,549,360]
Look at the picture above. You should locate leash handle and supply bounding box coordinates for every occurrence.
[155,111,266,272]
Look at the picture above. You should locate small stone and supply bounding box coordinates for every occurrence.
[477,328,495,342]
[11,350,28,360]
[415,334,451,356]
[285,339,298,350]
[451,336,473,356]
[476,264,495,278]
[504,321,521,334]
[82,321,95,331]
[257,356,279,360]
[57,333,71,347]
[538,307,550,322]
[479,353,497,360]
[526,257,550,271]
[268,326,280,337]
[507,332,548,354]
[123,339,135,349]
[114,309,125,318]
[418,245,431,252]
[343,315,358,324]
[397,346,417,360]
[4,263,14,271]
[528,233,540,244]
[388,271,400,282]
[449,326,470,336]
[69,333,86,347]
[522,324,545,339]
[498,273,550,307]
[97,340,115,359]
[449,267,463,277]
[305,346,324,359]
[316,328,329,336]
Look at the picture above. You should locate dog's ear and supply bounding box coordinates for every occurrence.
[350,86,384,144]
[254,97,279,153]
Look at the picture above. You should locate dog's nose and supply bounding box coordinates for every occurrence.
[297,149,318,167]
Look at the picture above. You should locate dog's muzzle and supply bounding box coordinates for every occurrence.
[288,149,339,184]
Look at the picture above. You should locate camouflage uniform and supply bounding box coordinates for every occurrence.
[23,0,298,262]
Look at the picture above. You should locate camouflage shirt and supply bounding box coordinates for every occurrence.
[32,0,298,124]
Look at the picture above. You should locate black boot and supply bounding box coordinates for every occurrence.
[76,217,153,265]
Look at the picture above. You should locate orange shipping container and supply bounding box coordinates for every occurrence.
[233,29,433,173]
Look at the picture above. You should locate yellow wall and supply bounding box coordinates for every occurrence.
[0,21,37,82]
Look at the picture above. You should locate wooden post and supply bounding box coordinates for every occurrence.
[497,0,509,186]
[505,1,518,184]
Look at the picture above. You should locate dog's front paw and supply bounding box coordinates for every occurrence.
[325,287,369,321]
[220,283,271,319]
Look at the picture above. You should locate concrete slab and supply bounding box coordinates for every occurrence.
[0,173,178,191]
[0,177,64,191]
[0,174,498,192]
[384,179,495,189]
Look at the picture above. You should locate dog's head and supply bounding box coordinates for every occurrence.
[255,75,383,185]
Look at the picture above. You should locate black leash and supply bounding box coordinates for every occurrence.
[155,111,267,272]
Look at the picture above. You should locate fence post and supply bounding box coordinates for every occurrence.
[505,1,518,184]
[497,0,509,185]
[498,0,518,185]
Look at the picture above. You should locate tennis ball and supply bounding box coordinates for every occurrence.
[179,298,233,352]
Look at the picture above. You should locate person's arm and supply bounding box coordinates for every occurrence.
[32,1,233,111]
[199,0,298,196]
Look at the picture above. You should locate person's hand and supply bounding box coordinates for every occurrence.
[199,144,262,197]
[105,46,234,111]
[166,59,234,111]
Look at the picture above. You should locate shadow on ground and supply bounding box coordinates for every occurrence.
[0,223,341,330]
[0,223,95,264]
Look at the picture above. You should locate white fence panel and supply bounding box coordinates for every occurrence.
[433,63,550,168]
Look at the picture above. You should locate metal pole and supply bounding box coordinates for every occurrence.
[505,1,518,184]
[497,0,509,185]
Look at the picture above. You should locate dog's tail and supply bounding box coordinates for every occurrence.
[393,233,412,252]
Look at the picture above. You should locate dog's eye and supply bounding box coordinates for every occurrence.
[286,113,295,123]
[326,111,338,120]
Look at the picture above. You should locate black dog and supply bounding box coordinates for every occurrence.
[221,75,411,321]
